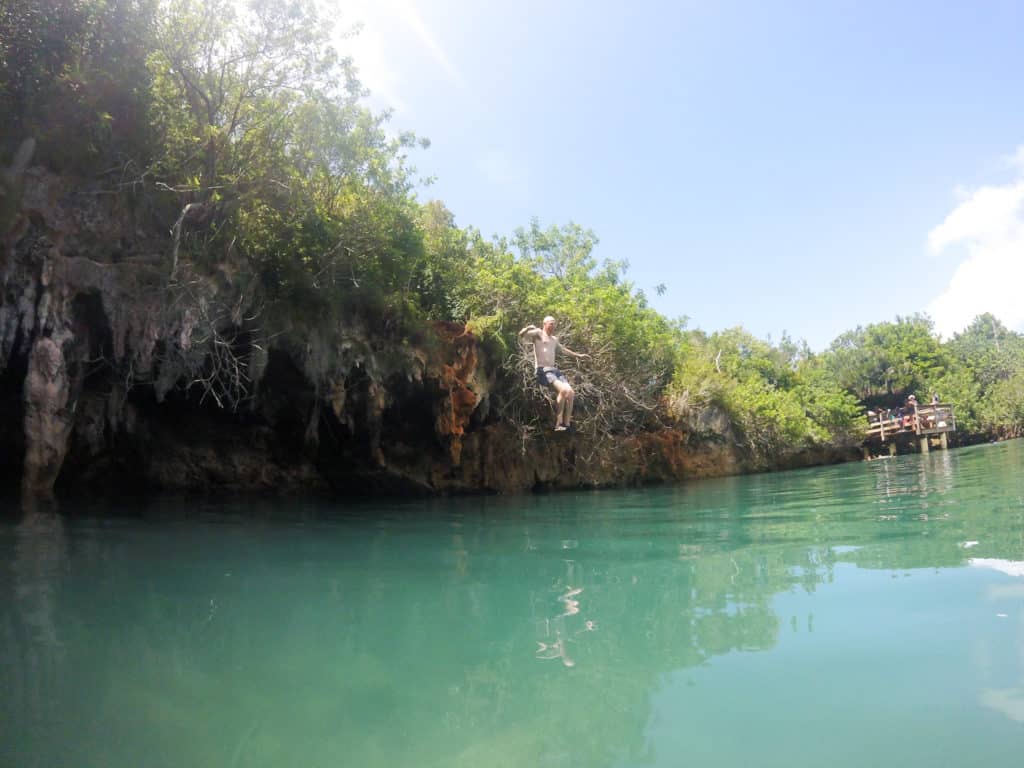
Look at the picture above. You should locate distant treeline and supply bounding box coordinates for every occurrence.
[3,0,1023,458]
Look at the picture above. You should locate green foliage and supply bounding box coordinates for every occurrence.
[668,328,861,461]
[819,311,1024,440]
[941,314,1024,437]
[946,314,1024,388]
[11,0,1024,453]
[927,367,981,434]
[824,314,947,400]
[792,359,864,437]
[415,201,473,320]
[0,0,156,168]
[446,218,685,434]
[139,0,436,331]
[147,0,356,191]
[980,371,1024,437]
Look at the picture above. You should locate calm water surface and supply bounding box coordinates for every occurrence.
[3,442,1024,767]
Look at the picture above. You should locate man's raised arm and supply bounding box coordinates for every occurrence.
[519,324,540,339]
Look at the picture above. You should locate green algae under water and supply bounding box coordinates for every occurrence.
[2,441,1024,767]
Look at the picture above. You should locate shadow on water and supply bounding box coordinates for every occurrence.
[1,441,1023,766]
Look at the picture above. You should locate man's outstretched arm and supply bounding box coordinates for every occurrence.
[558,342,590,360]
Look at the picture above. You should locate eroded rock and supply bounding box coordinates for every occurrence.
[22,337,72,498]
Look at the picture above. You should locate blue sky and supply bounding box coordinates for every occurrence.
[334,0,1024,349]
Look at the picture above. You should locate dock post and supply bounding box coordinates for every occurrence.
[940,432,948,450]
[920,436,930,454]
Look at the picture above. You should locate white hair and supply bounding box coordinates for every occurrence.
[543,316,556,324]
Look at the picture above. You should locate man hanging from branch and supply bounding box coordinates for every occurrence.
[519,316,589,432]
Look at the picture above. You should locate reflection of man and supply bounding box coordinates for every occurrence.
[518,316,588,432]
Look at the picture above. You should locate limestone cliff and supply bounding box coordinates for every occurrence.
[0,161,857,501]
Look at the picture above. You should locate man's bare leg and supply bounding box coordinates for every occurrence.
[554,380,572,429]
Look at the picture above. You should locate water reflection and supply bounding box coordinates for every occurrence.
[970,558,1024,577]
[533,557,597,669]
[1,502,67,766]
[971,554,1024,726]
[1,441,1023,766]
[979,687,1024,723]
[12,503,66,650]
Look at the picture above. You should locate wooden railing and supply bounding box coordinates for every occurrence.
[864,403,956,440]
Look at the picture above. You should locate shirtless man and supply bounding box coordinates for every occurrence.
[518,316,588,431]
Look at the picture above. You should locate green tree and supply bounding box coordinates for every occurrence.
[148,0,353,195]
[824,314,947,401]
[981,371,1024,437]
[946,313,1024,389]
[667,328,860,462]
[451,219,684,436]
[940,314,1024,437]
[142,0,432,327]
[0,0,156,168]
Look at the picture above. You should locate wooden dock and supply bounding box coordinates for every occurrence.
[864,403,956,456]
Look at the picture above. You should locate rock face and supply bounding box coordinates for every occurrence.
[21,337,71,498]
[0,165,856,501]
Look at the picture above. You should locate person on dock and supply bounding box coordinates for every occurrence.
[903,394,917,429]
[518,316,589,432]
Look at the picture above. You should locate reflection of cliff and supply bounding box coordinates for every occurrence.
[5,450,1024,766]
[0,506,67,766]
[0,496,832,768]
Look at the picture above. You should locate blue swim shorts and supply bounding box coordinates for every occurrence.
[536,367,567,389]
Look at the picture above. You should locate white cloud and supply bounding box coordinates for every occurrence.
[926,150,1024,338]
[927,183,1024,253]
[1005,145,1024,171]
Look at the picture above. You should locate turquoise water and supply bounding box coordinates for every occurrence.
[2,442,1024,767]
